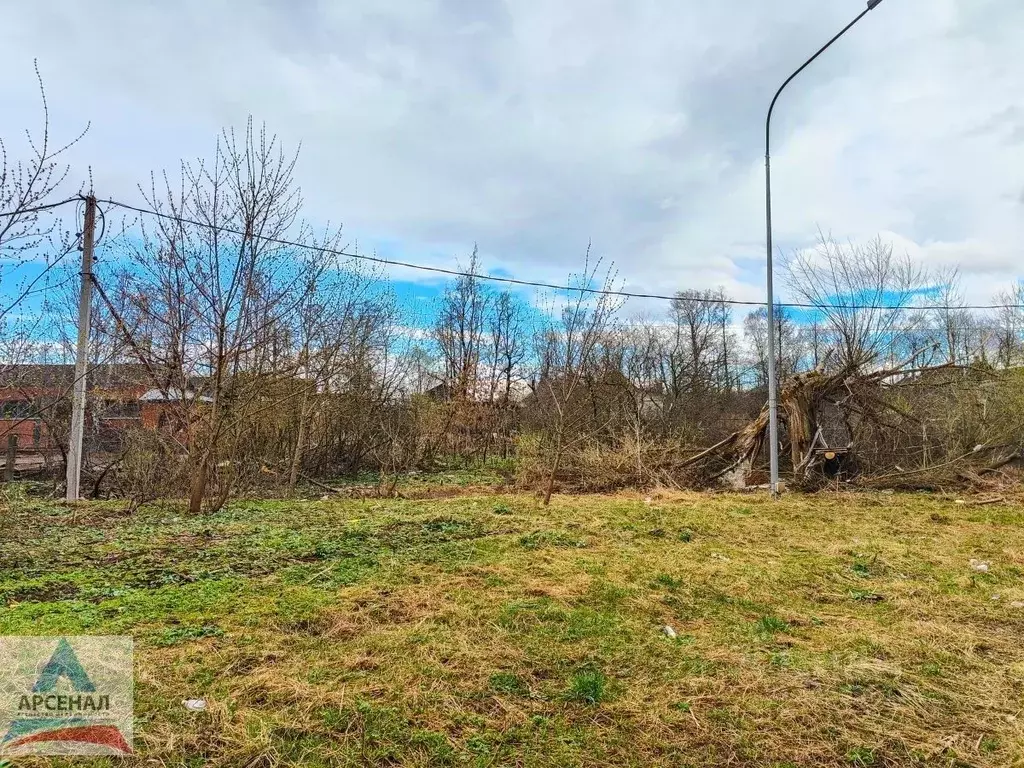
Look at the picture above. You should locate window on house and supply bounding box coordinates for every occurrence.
[0,401,32,419]
[100,400,142,418]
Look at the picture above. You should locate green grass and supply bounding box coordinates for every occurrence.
[2,487,1024,766]
[566,668,608,704]
[753,615,789,636]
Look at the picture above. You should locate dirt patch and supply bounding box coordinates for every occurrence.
[2,580,81,604]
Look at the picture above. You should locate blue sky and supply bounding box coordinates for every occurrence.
[2,0,1023,324]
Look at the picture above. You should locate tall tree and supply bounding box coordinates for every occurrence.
[116,120,339,513]
[532,254,622,505]
[484,290,527,404]
[669,288,729,395]
[785,234,926,369]
[743,304,803,387]
[993,283,1024,368]
[432,247,489,399]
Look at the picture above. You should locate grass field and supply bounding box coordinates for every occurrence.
[2,485,1023,767]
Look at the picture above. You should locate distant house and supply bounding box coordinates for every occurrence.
[423,379,529,404]
[0,364,208,451]
[423,382,457,402]
[0,364,148,450]
[138,387,213,429]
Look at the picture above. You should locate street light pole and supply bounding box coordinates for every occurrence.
[764,0,884,498]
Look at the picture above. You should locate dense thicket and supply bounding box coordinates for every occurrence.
[3,110,1022,508]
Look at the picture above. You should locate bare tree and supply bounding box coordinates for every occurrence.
[0,62,88,363]
[317,288,406,477]
[481,290,526,458]
[531,253,622,505]
[743,303,804,388]
[432,247,489,400]
[669,288,729,395]
[609,319,665,482]
[993,283,1024,369]
[716,294,738,393]
[285,263,383,495]
[402,344,437,396]
[484,290,526,404]
[113,120,339,513]
[785,234,926,369]
[650,303,689,427]
[801,319,829,371]
[920,268,983,367]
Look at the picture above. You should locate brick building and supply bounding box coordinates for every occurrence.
[0,364,161,451]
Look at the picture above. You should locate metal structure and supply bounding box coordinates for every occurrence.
[764,0,885,497]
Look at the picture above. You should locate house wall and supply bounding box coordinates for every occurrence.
[0,419,48,449]
[140,403,166,430]
[0,370,166,454]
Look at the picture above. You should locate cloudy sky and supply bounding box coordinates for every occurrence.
[3,0,1022,312]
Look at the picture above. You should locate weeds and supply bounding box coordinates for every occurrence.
[566,668,607,704]
[845,746,876,766]
[754,615,789,636]
[517,530,587,550]
[651,573,685,590]
[153,625,224,646]
[488,672,529,696]
[1,489,1022,766]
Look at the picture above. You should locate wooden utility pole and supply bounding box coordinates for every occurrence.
[66,195,96,501]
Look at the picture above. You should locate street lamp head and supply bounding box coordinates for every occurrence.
[867,0,884,9]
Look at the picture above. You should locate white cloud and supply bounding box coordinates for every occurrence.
[1,0,1021,313]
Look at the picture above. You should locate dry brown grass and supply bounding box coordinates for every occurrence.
[2,488,1023,766]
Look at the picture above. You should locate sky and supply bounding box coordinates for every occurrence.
[2,0,1023,317]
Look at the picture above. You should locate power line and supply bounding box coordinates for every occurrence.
[102,197,738,302]
[0,196,80,219]
[97,197,1024,313]
[1,194,1021,312]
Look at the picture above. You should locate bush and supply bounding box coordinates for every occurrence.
[110,428,191,507]
[515,432,714,494]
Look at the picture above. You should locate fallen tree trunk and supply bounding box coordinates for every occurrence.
[679,349,1005,490]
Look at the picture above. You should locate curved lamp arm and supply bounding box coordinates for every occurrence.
[767,1,883,154]
[763,0,885,497]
